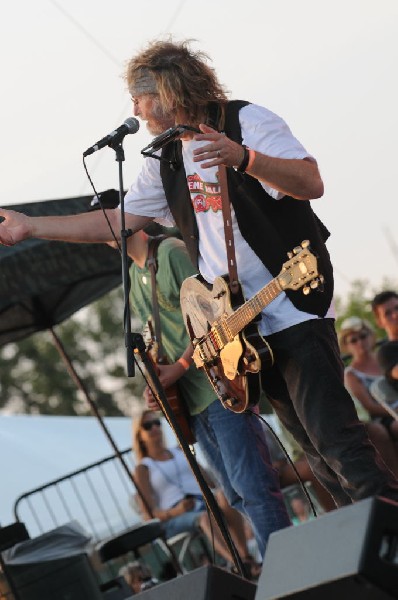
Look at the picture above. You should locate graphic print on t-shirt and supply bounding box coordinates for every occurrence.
[187,172,222,214]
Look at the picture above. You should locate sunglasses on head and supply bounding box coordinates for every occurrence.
[141,419,162,431]
[345,331,369,345]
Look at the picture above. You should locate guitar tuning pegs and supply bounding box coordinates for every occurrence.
[293,246,302,255]
[301,240,310,248]
[303,286,311,295]
[310,280,318,289]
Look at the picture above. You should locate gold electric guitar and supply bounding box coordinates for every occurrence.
[180,240,322,413]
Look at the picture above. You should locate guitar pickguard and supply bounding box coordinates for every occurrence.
[181,275,273,413]
[180,275,233,340]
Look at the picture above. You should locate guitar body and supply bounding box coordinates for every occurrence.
[180,275,273,413]
[155,357,196,445]
[180,242,321,414]
[145,327,196,445]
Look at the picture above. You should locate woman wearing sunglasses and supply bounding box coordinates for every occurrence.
[132,409,253,567]
[338,316,398,476]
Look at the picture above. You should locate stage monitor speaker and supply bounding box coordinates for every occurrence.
[256,497,398,600]
[4,554,103,600]
[134,565,257,600]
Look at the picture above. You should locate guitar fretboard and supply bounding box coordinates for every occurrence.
[226,278,282,337]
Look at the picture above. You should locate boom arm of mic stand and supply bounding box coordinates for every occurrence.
[132,332,245,578]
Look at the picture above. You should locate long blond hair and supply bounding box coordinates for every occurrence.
[132,409,164,462]
[125,38,229,126]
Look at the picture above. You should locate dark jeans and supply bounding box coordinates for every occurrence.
[262,318,398,505]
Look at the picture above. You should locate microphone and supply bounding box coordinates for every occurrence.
[141,124,199,154]
[141,126,182,153]
[83,117,140,157]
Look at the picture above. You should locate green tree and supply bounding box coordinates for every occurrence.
[0,287,146,416]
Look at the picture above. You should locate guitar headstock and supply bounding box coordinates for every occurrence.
[277,240,324,295]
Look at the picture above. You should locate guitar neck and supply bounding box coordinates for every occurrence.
[226,278,282,337]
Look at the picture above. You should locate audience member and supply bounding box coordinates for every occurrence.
[370,291,398,423]
[370,341,398,422]
[119,561,157,594]
[132,409,255,570]
[371,291,398,341]
[289,494,315,525]
[338,317,398,476]
[262,424,335,512]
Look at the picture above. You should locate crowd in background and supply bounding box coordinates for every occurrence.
[337,290,398,478]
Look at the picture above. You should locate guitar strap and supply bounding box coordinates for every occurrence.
[218,165,240,296]
[147,234,167,363]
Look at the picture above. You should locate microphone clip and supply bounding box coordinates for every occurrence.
[141,124,200,170]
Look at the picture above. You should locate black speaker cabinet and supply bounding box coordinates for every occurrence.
[134,565,257,600]
[4,554,103,600]
[256,497,398,599]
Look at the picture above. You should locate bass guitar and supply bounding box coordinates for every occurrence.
[143,320,196,445]
[180,240,322,413]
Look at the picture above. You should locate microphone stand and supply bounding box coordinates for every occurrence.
[111,139,245,579]
[111,141,135,377]
[110,140,187,576]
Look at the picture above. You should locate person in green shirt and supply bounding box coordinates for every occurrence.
[129,232,215,416]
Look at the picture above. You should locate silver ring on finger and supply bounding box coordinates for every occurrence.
[217,150,221,158]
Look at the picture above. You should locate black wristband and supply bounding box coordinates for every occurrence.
[235,145,250,173]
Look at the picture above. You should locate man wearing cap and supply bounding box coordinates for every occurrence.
[1,38,398,520]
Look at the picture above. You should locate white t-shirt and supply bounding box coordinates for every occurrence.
[141,447,202,510]
[124,103,334,334]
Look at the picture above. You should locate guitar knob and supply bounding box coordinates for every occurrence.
[287,251,293,259]
[244,354,257,364]
[224,396,239,407]
[293,246,302,255]
[303,286,311,295]
[301,240,310,248]
[318,275,325,284]
[310,280,318,289]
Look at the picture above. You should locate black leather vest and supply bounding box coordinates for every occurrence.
[160,100,334,316]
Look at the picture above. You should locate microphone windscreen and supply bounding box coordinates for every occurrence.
[124,117,140,134]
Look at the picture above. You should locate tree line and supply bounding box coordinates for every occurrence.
[0,277,396,417]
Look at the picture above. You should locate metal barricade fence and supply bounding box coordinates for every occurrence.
[12,447,137,543]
